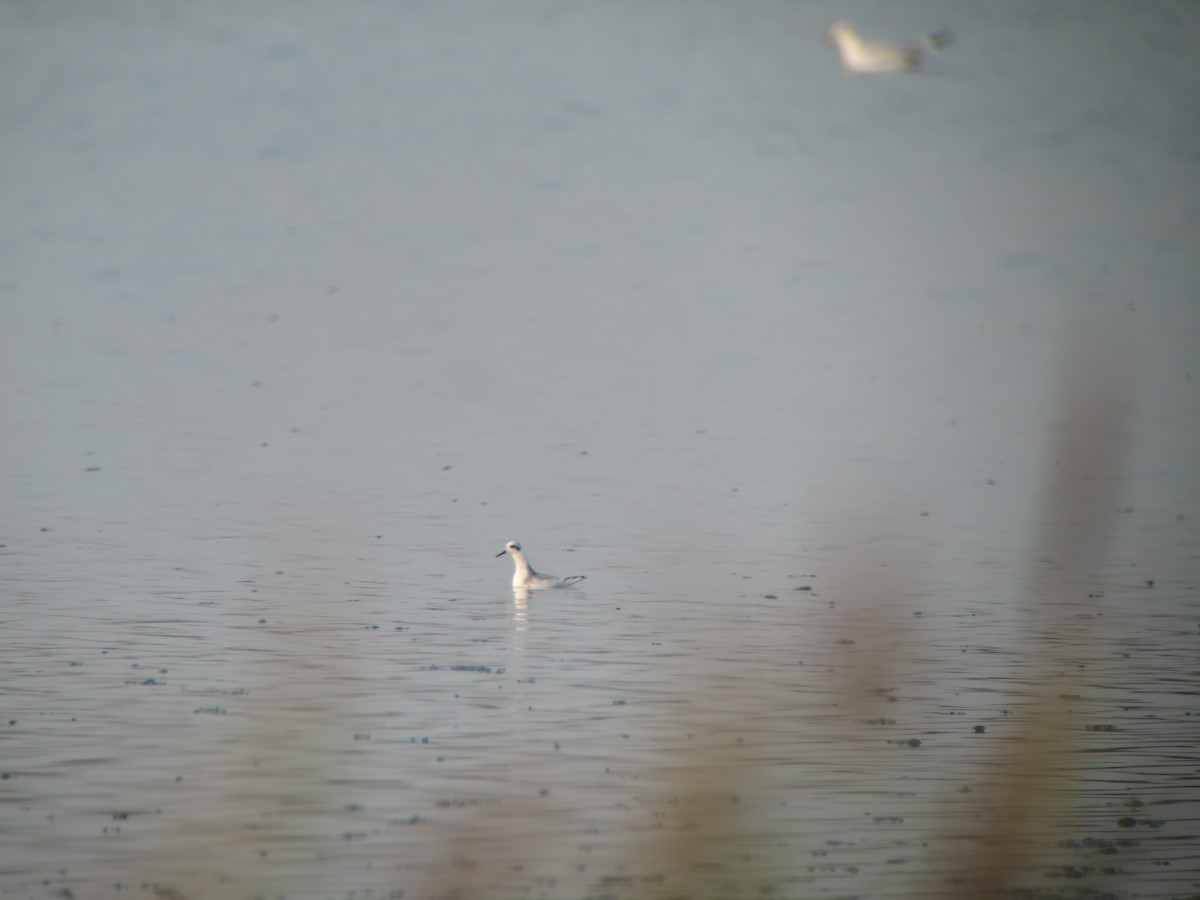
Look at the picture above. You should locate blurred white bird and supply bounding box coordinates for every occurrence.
[827,20,952,74]
[496,540,586,591]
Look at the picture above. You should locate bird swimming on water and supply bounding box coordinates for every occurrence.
[496,540,586,590]
[827,20,952,73]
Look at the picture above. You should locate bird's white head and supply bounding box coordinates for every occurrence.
[826,20,857,46]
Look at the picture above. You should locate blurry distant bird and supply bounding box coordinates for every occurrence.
[496,540,586,591]
[827,20,952,73]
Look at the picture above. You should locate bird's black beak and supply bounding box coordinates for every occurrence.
[495,549,507,557]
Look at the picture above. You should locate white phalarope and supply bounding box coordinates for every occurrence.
[827,20,952,73]
[496,540,586,590]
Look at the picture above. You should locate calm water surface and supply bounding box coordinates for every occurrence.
[2,2,1198,898]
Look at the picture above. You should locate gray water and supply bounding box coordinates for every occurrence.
[2,2,1198,898]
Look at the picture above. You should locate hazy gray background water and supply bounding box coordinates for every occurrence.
[2,2,1198,898]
